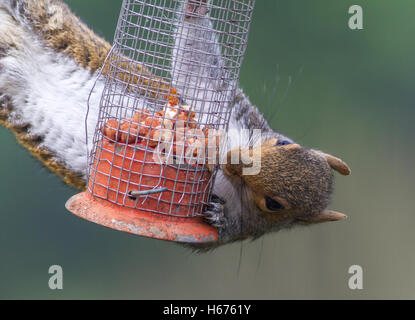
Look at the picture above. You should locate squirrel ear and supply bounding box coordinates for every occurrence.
[319,152,351,176]
[298,210,347,225]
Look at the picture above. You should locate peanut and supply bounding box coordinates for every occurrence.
[120,121,139,144]
[102,119,120,142]
[167,88,179,106]
[132,110,150,125]
[145,117,162,128]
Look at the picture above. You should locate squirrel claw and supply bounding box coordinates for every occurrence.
[210,194,226,205]
[203,195,226,229]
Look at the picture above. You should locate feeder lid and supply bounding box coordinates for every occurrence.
[65,191,218,244]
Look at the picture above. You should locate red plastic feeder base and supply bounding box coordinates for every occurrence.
[65,191,218,244]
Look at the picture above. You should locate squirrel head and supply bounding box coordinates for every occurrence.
[224,136,351,231]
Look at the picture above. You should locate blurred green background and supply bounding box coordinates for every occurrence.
[1,0,415,299]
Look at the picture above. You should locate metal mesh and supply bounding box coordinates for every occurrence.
[87,0,255,217]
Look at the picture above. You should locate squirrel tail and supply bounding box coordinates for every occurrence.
[0,1,95,189]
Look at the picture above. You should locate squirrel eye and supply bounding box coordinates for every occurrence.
[276,139,292,146]
[265,197,284,211]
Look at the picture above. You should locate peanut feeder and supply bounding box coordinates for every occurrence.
[66,0,255,243]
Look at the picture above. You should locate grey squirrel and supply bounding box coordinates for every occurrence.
[0,0,350,250]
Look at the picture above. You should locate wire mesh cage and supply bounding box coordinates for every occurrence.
[67,0,255,242]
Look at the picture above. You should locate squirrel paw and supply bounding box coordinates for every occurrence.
[203,194,226,229]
